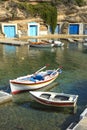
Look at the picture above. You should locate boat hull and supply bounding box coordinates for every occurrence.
[30,44,52,48]
[30,91,78,108]
[31,96,76,107]
[10,74,58,94]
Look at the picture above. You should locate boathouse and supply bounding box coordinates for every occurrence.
[68,23,83,35]
[2,23,17,38]
[69,24,79,34]
[28,22,39,37]
[0,21,85,38]
[1,21,40,38]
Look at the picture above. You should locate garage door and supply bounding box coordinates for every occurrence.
[4,25,16,38]
[69,24,79,34]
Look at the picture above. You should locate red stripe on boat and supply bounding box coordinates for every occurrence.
[31,95,74,107]
[10,75,58,85]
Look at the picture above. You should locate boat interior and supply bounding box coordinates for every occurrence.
[40,93,70,101]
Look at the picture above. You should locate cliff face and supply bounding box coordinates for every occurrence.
[0,1,25,21]
[57,4,87,23]
[0,1,87,23]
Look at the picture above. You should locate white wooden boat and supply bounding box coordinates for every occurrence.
[10,66,62,94]
[53,40,64,47]
[30,91,78,107]
[48,40,64,47]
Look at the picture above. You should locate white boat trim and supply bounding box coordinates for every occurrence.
[10,68,61,94]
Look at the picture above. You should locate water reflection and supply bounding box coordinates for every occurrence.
[67,42,78,50]
[82,43,87,54]
[0,42,87,130]
[4,45,16,54]
[29,101,77,114]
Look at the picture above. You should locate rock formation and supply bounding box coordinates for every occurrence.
[0,0,87,36]
[0,1,87,23]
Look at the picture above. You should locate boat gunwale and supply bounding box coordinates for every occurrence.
[30,92,78,103]
[10,73,58,85]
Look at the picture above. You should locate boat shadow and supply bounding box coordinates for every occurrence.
[12,92,32,104]
[30,101,78,114]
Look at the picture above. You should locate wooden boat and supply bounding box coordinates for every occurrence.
[29,41,53,48]
[29,40,64,48]
[10,66,62,94]
[42,39,65,47]
[48,40,64,47]
[30,91,78,107]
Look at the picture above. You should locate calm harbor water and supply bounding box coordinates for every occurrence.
[0,41,87,130]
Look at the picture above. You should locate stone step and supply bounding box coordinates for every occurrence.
[0,91,12,105]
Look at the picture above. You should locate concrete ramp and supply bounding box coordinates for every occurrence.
[0,91,12,104]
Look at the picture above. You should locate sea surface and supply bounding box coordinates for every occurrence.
[0,41,87,130]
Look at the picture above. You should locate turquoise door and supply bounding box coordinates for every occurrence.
[29,25,37,42]
[29,25,37,36]
[4,25,16,38]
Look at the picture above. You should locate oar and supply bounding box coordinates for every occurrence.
[50,66,62,76]
[35,64,50,74]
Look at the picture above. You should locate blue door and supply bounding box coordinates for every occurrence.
[29,25,37,42]
[30,25,37,36]
[4,25,16,38]
[69,24,79,34]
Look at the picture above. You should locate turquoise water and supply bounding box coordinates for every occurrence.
[0,42,87,130]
